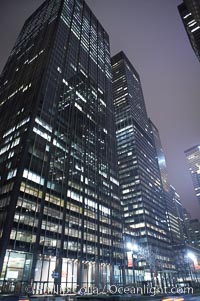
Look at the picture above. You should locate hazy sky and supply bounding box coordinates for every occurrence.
[0,0,200,218]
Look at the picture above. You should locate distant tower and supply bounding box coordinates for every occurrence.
[150,120,186,244]
[188,219,200,249]
[185,145,200,205]
[178,0,200,61]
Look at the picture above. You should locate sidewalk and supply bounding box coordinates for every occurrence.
[30,295,76,301]
[29,294,163,301]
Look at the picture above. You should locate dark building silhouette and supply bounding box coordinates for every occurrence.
[178,0,200,62]
[184,0,200,26]
[111,51,175,286]
[0,0,122,293]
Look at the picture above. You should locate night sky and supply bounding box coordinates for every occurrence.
[0,0,200,218]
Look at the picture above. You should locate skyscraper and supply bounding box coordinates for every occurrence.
[150,121,185,245]
[178,0,200,62]
[185,145,200,205]
[149,106,200,285]
[174,200,189,245]
[149,121,169,193]
[188,219,200,250]
[0,0,122,294]
[111,51,174,286]
[184,0,200,26]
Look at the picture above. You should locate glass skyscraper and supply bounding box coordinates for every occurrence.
[111,52,175,286]
[185,145,200,205]
[188,219,200,250]
[150,121,184,245]
[0,0,122,294]
[150,122,200,284]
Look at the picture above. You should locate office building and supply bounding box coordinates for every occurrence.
[149,121,169,193]
[149,121,200,283]
[150,121,186,245]
[0,0,122,294]
[185,145,200,205]
[184,0,200,25]
[183,207,191,228]
[111,51,175,286]
[188,219,200,250]
[175,202,189,244]
[150,120,183,244]
[178,0,200,62]
[166,187,185,244]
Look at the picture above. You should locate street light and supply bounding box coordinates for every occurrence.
[187,252,199,286]
[187,252,197,263]
[127,242,139,252]
[186,252,196,285]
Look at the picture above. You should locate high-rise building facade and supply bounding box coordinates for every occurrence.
[149,106,200,284]
[111,51,175,286]
[149,121,169,193]
[0,0,122,294]
[184,0,200,26]
[185,145,200,205]
[178,0,200,62]
[150,121,185,245]
[174,200,189,244]
[188,219,200,249]
[183,207,192,229]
